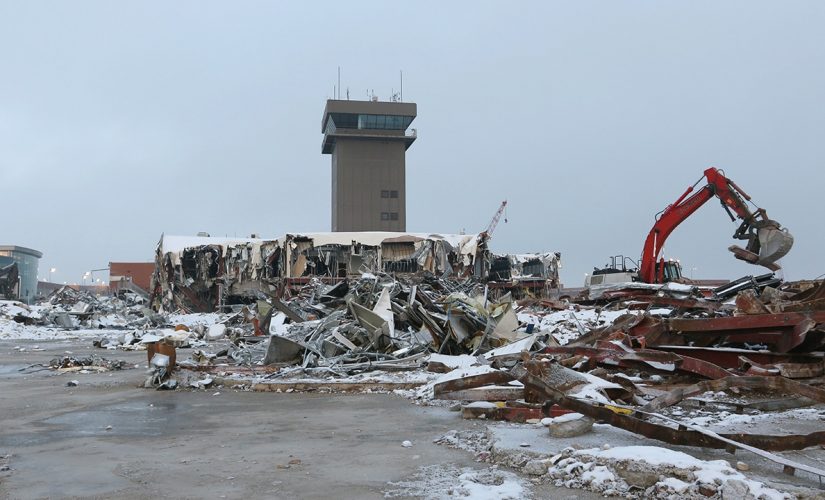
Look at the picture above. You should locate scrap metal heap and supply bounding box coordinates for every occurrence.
[424,277,825,486]
[143,272,550,380]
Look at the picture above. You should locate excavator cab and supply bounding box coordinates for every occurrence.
[657,259,683,283]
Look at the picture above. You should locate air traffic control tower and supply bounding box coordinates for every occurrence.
[322,99,417,232]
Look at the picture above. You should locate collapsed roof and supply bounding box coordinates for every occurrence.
[152,232,493,313]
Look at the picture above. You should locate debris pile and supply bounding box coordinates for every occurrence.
[414,276,825,496]
[49,354,130,372]
[0,285,151,331]
[16,354,132,375]
[162,273,555,385]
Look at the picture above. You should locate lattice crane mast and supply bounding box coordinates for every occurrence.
[482,200,508,239]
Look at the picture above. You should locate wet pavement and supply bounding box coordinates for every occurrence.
[0,340,594,499]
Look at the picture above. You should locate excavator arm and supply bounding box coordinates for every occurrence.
[639,167,793,283]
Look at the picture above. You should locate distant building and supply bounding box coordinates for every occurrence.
[0,245,42,304]
[321,99,417,232]
[109,262,154,293]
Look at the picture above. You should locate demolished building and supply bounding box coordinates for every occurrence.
[151,232,495,312]
[487,252,562,299]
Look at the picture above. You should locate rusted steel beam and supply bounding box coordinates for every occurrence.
[668,312,825,332]
[650,346,822,369]
[615,312,825,352]
[676,356,733,380]
[642,376,825,411]
[437,386,524,401]
[623,296,721,311]
[432,370,515,398]
[540,346,732,379]
[511,363,825,453]
[462,405,544,422]
[739,356,825,379]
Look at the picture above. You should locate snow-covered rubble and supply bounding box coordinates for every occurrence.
[384,463,529,500]
[517,307,637,345]
[546,445,786,499]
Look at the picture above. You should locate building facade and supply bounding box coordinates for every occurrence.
[321,99,417,232]
[0,245,42,304]
[109,262,154,293]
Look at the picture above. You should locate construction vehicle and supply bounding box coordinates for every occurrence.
[587,167,794,286]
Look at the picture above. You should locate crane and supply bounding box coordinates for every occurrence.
[482,200,508,239]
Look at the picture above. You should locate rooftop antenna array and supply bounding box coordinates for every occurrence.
[333,69,405,102]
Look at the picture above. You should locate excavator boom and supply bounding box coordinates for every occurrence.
[639,167,793,283]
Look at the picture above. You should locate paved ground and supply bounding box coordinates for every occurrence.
[0,339,596,499]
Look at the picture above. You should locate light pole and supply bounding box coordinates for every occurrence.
[49,267,56,282]
[89,267,109,294]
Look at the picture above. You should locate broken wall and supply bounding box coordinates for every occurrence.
[487,252,563,299]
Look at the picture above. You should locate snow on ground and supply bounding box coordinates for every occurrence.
[0,300,46,320]
[428,353,479,370]
[683,407,824,430]
[434,429,492,457]
[383,463,529,499]
[484,422,814,499]
[517,307,640,345]
[165,312,227,328]
[0,312,229,342]
[246,368,440,388]
[0,320,113,340]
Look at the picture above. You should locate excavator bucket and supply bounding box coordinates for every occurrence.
[729,225,794,271]
[755,226,794,267]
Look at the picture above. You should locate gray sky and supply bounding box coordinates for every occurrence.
[1,1,823,287]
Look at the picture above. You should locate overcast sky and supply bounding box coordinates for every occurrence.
[1,1,823,287]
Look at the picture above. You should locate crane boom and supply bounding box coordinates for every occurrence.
[483,200,507,239]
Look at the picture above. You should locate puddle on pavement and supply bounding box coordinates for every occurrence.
[0,364,38,377]
[0,400,192,447]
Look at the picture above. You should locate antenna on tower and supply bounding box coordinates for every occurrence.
[337,66,341,99]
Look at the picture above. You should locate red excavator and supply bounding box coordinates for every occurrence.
[588,167,794,286]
